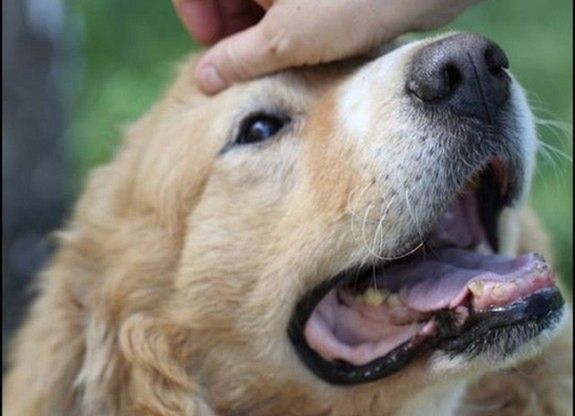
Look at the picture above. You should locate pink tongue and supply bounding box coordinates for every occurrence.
[379,248,549,312]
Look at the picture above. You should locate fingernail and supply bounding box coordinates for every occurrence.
[197,64,227,93]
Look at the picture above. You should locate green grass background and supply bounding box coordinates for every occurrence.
[66,0,572,286]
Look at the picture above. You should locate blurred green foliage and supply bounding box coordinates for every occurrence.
[67,0,572,286]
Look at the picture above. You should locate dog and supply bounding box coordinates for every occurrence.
[3,32,572,415]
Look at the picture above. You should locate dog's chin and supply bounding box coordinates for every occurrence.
[427,304,569,378]
[288,157,566,386]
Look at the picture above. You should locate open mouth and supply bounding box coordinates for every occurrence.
[288,158,565,385]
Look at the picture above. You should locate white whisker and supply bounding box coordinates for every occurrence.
[538,140,573,163]
[360,203,379,258]
[405,189,425,247]
[371,195,396,259]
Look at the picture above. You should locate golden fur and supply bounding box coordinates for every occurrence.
[3,34,572,415]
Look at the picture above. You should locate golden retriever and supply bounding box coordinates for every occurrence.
[3,32,572,416]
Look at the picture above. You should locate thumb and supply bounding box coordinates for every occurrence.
[195,21,296,94]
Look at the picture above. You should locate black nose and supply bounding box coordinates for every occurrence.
[407,33,510,123]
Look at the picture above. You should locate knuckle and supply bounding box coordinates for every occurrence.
[260,21,295,62]
[219,41,252,81]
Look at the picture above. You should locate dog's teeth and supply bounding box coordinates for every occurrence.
[468,281,485,297]
[386,294,402,308]
[474,242,493,255]
[363,288,385,306]
[360,288,402,308]
[491,283,506,299]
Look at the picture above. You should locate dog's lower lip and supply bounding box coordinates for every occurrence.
[436,287,564,355]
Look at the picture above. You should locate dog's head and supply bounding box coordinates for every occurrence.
[99,32,567,414]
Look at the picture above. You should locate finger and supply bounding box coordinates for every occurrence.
[172,0,223,45]
[252,0,273,10]
[217,0,264,38]
[195,22,297,94]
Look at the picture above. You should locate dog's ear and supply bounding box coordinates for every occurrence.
[70,141,217,413]
[3,273,86,415]
[4,241,217,416]
[3,52,216,414]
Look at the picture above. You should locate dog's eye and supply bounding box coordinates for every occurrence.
[235,114,288,145]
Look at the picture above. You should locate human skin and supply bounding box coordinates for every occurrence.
[173,0,481,94]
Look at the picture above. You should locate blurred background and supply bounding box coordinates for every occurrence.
[2,0,572,351]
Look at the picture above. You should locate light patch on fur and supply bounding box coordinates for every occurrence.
[336,43,419,141]
[337,68,375,139]
[396,380,467,416]
[509,80,538,203]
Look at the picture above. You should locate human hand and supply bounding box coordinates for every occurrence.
[173,0,480,94]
